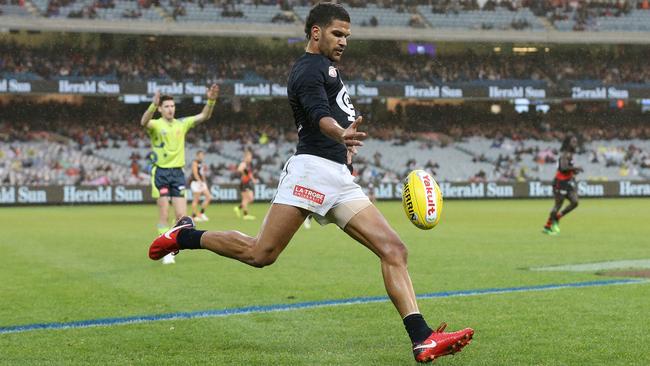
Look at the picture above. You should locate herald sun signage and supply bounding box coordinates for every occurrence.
[571,86,629,99]
[0,79,32,93]
[233,83,288,97]
[404,85,463,98]
[488,86,546,99]
[346,84,379,97]
[59,80,120,94]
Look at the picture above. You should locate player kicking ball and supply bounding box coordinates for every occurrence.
[148,3,473,362]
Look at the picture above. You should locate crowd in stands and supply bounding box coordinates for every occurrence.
[545,0,649,31]
[33,0,646,16]
[5,0,650,33]
[0,129,146,186]
[342,50,650,85]
[2,40,649,85]
[2,99,649,188]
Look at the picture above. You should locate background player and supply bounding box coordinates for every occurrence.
[189,150,212,222]
[148,3,472,362]
[234,149,256,220]
[543,134,583,235]
[141,84,219,263]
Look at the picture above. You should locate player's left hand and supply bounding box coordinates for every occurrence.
[342,116,366,164]
[207,84,219,100]
[342,116,366,147]
[341,116,367,164]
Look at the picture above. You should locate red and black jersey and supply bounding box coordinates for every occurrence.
[555,152,575,181]
[241,162,254,184]
[188,159,204,183]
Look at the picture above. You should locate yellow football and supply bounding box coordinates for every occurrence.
[402,170,443,230]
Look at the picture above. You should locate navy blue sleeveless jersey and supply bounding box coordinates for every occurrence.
[288,53,357,164]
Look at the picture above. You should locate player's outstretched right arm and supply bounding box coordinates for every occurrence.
[141,91,160,128]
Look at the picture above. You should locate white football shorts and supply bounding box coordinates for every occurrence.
[273,154,371,228]
[190,181,208,193]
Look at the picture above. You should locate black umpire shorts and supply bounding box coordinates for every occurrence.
[151,166,186,198]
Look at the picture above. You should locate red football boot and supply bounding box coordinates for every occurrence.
[413,323,474,363]
[148,216,195,260]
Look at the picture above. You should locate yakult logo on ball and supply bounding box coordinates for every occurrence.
[418,171,437,222]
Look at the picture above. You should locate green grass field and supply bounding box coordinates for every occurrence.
[1,199,649,365]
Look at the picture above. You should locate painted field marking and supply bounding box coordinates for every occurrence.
[531,259,650,272]
[0,279,645,335]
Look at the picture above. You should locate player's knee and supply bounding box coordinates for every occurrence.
[248,243,278,268]
[250,252,277,268]
[382,239,409,267]
[252,257,276,268]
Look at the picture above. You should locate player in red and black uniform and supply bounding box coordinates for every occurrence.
[189,150,212,222]
[234,149,256,220]
[543,135,583,235]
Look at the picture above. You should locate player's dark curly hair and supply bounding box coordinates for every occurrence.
[560,134,577,153]
[304,2,350,40]
[159,95,174,106]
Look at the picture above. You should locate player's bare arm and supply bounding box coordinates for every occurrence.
[192,84,220,124]
[141,91,160,128]
[319,115,365,163]
[319,115,365,147]
[237,161,247,174]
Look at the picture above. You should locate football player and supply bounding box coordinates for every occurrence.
[148,3,473,362]
[543,134,583,235]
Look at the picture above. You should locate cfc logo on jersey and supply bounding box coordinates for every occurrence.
[336,85,356,122]
[328,66,338,78]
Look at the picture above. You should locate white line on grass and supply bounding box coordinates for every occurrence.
[531,259,650,272]
[0,279,645,335]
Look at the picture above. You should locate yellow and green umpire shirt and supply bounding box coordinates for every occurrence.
[147,116,196,168]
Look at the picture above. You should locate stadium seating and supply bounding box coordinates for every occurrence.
[164,2,250,23]
[60,135,650,188]
[31,0,163,20]
[2,0,649,33]
[553,9,650,32]
[1,141,148,186]
[294,4,414,27]
[417,7,546,31]
[455,137,650,181]
[0,3,33,17]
